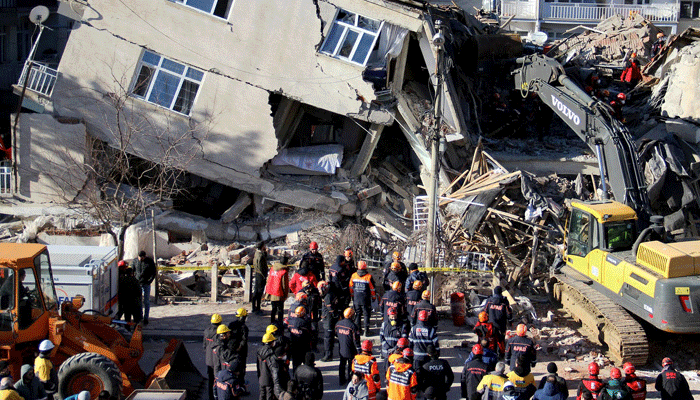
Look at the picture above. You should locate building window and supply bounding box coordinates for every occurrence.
[131,51,204,115]
[320,9,382,66]
[170,0,234,19]
[680,1,700,17]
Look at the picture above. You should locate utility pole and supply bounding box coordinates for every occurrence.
[426,20,445,302]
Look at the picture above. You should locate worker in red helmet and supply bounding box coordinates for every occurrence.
[465,337,498,372]
[388,337,410,367]
[598,368,632,400]
[380,306,408,371]
[621,362,646,400]
[386,347,418,400]
[349,261,376,336]
[577,362,604,400]
[474,311,501,355]
[352,340,381,400]
[381,280,407,325]
[655,357,692,400]
[505,323,536,371]
[301,241,325,282]
[382,251,407,292]
[409,310,439,371]
[410,290,437,328]
[461,344,488,400]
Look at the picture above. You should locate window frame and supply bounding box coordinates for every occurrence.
[169,0,235,20]
[320,9,383,66]
[130,50,205,116]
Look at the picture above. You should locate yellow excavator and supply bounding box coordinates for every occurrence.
[0,243,204,398]
[513,54,700,364]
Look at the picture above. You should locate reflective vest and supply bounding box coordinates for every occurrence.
[353,354,380,400]
[624,375,647,400]
[386,362,417,400]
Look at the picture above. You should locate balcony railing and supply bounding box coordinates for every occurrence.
[500,0,679,23]
[18,62,57,97]
[0,0,17,7]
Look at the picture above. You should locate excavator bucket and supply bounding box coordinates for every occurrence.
[146,339,205,400]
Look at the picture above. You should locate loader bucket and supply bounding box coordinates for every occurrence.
[146,339,205,400]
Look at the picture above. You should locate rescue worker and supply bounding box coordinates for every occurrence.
[380,307,408,372]
[405,281,423,323]
[290,261,319,295]
[205,313,223,400]
[352,341,381,400]
[14,364,46,400]
[215,359,246,400]
[577,362,604,400]
[507,355,536,400]
[380,281,406,324]
[538,362,568,397]
[409,310,439,371]
[329,254,353,311]
[465,338,498,372]
[620,53,642,88]
[258,333,283,400]
[482,286,512,351]
[410,291,437,328]
[228,308,250,378]
[474,311,500,355]
[386,349,418,400]
[320,280,341,362]
[419,345,453,400]
[301,280,322,351]
[269,324,290,356]
[34,340,57,395]
[533,374,568,400]
[214,324,239,375]
[388,338,410,368]
[344,248,358,274]
[404,264,429,296]
[476,361,509,400]
[301,241,325,282]
[288,306,312,372]
[384,263,407,295]
[621,362,646,400]
[288,292,309,320]
[0,378,24,400]
[252,242,269,315]
[117,265,143,328]
[337,307,361,386]
[655,357,693,400]
[294,352,323,400]
[382,252,407,292]
[349,261,376,336]
[266,255,290,325]
[599,368,632,400]
[461,344,488,400]
[344,372,369,400]
[651,31,667,57]
[505,324,536,371]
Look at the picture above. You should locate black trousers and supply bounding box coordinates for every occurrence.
[271,301,284,324]
[354,303,371,332]
[207,366,215,400]
[339,356,352,384]
[259,385,274,400]
[252,274,265,312]
[323,317,338,358]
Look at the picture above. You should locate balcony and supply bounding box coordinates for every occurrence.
[500,0,680,23]
[18,62,57,97]
[0,0,16,7]
[501,1,538,19]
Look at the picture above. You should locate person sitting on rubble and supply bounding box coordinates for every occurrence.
[652,31,667,57]
[290,260,319,295]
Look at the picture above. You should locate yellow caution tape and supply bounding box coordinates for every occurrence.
[157,265,247,271]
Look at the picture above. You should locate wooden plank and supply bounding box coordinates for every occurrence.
[376,173,412,200]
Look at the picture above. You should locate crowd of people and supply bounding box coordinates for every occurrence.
[203,242,695,400]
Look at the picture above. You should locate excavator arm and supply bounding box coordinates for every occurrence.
[512,54,651,222]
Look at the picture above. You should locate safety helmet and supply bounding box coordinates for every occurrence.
[344,249,353,258]
[657,31,665,38]
[387,307,398,317]
[478,311,488,323]
[402,348,414,358]
[117,260,128,270]
[266,325,278,334]
[296,292,308,302]
[516,324,527,337]
[397,338,409,349]
[236,308,248,318]
[309,241,319,250]
[602,89,610,97]
[392,251,401,261]
[295,306,306,318]
[617,92,627,101]
[610,367,622,379]
[588,362,600,375]
[358,261,367,270]
[422,290,431,300]
[38,340,54,352]
[217,325,231,335]
[391,281,402,292]
[262,333,276,343]
[622,362,635,375]
[472,344,483,355]
[211,313,223,324]
[631,52,637,58]
[610,100,618,107]
[344,307,355,319]
[391,262,401,272]
[361,340,373,352]
[662,357,673,367]
[412,281,423,290]
[418,310,429,322]
[77,391,91,400]
[317,281,328,290]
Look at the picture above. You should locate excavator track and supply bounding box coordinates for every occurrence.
[552,270,649,365]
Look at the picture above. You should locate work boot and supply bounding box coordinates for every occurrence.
[320,353,332,362]
[364,328,370,337]
[143,318,149,326]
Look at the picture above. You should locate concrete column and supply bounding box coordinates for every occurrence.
[350,124,384,178]
[211,263,218,302]
[243,265,252,303]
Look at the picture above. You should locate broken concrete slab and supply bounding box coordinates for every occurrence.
[364,207,412,241]
[221,192,253,223]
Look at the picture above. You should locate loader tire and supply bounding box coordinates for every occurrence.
[58,352,122,399]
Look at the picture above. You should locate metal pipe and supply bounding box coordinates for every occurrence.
[595,142,609,200]
[559,75,596,108]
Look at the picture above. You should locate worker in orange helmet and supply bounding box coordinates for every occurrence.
[382,251,407,292]
[405,280,423,324]
[577,362,604,400]
[287,305,312,372]
[352,340,381,400]
[622,362,646,400]
[474,311,501,355]
[386,347,418,400]
[410,290,437,328]
[381,280,407,325]
[385,262,408,295]
[336,308,361,385]
[505,323,536,371]
[349,261,376,336]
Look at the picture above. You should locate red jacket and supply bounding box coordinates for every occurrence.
[290,271,318,294]
[266,264,289,299]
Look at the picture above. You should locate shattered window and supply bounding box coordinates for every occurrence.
[170,0,234,19]
[131,50,204,116]
[320,8,383,66]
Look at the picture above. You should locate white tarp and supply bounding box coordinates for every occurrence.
[271,144,343,174]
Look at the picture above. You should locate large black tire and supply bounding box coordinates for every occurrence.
[58,352,122,399]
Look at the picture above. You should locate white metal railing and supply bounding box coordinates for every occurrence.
[0,161,11,195]
[0,0,17,7]
[18,62,57,97]
[501,0,538,19]
[545,3,679,22]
